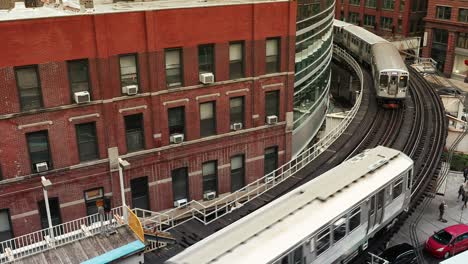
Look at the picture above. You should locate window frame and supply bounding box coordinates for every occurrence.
[0,208,14,243]
[348,206,361,232]
[202,161,218,195]
[67,59,91,100]
[459,9,468,23]
[130,176,150,211]
[165,48,183,88]
[26,130,52,173]
[264,146,278,176]
[198,44,215,75]
[75,122,99,162]
[265,90,280,121]
[393,178,404,199]
[316,227,331,255]
[83,187,104,216]
[200,101,217,137]
[124,113,145,153]
[230,155,245,192]
[15,65,43,111]
[172,167,189,201]
[168,106,186,138]
[229,96,245,128]
[229,41,245,79]
[436,6,452,20]
[119,53,139,90]
[266,37,280,74]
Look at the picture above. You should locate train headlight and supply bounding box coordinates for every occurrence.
[399,89,406,93]
[436,247,445,252]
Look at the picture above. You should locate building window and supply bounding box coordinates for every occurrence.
[131,177,149,210]
[400,0,405,11]
[84,188,104,216]
[363,15,376,27]
[119,54,139,88]
[382,0,394,10]
[265,90,280,121]
[266,38,280,74]
[76,122,99,162]
[348,12,359,25]
[198,44,215,74]
[38,198,62,229]
[229,42,244,79]
[0,165,3,181]
[264,146,278,175]
[436,6,451,20]
[172,167,189,201]
[15,66,43,111]
[68,59,90,99]
[349,0,360,5]
[230,97,244,129]
[380,17,393,30]
[202,161,218,195]
[365,0,376,8]
[0,209,13,243]
[458,33,468,49]
[165,49,183,88]
[26,131,52,172]
[230,155,245,192]
[124,114,145,152]
[200,101,216,137]
[433,29,449,44]
[168,107,185,138]
[459,9,468,23]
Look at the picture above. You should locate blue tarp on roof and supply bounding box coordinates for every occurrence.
[81,240,145,264]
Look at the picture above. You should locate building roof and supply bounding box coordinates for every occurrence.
[0,0,289,22]
[13,226,139,264]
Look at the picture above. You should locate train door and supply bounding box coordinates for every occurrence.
[367,189,385,233]
[367,196,376,232]
[375,189,385,225]
[388,75,398,95]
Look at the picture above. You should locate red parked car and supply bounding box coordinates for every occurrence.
[425,224,468,259]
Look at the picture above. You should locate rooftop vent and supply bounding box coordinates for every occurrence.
[24,0,43,8]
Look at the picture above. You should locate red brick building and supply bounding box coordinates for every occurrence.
[0,0,296,238]
[335,0,428,38]
[422,0,468,78]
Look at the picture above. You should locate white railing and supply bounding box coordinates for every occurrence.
[368,253,390,264]
[0,206,124,263]
[134,44,364,232]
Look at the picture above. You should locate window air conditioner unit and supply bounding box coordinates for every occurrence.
[74,91,91,104]
[199,72,214,84]
[265,175,275,183]
[230,122,243,131]
[122,85,138,95]
[170,133,184,144]
[266,115,278,125]
[35,162,49,173]
[174,198,188,208]
[203,191,216,200]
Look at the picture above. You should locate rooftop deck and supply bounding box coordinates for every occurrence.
[0,0,288,22]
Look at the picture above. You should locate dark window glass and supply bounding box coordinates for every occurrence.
[198,44,214,74]
[381,17,393,30]
[84,188,104,216]
[15,66,43,111]
[264,146,278,175]
[26,131,52,172]
[382,0,394,10]
[68,59,90,97]
[349,0,360,5]
[124,114,145,152]
[76,122,99,162]
[459,9,468,23]
[38,198,62,229]
[202,161,218,194]
[363,15,375,27]
[0,209,13,243]
[393,178,403,199]
[229,42,244,79]
[172,167,189,201]
[266,38,280,73]
[165,49,182,87]
[436,6,451,20]
[399,76,408,88]
[293,246,303,263]
[265,90,280,121]
[349,207,361,232]
[377,190,385,209]
[200,102,216,137]
[168,107,185,137]
[348,12,359,24]
[119,54,138,88]
[131,177,150,210]
[230,97,244,128]
[365,0,376,8]
[316,228,330,255]
[0,165,3,181]
[380,75,389,87]
[333,217,346,243]
[231,155,245,192]
[457,32,468,49]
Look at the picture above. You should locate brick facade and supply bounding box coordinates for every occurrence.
[0,2,297,237]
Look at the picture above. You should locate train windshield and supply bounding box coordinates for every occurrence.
[399,76,408,88]
[379,75,388,87]
[432,230,452,245]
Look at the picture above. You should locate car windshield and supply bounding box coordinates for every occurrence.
[433,230,453,245]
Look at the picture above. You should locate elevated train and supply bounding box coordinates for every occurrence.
[167,146,414,264]
[333,20,409,107]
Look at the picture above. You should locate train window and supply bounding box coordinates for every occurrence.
[379,75,388,87]
[399,76,408,88]
[349,207,361,232]
[370,197,375,215]
[377,190,385,210]
[393,178,403,199]
[333,217,346,243]
[407,170,412,190]
[281,256,289,264]
[316,228,330,255]
[293,246,303,264]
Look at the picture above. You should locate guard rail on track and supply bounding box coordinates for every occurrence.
[134,44,365,232]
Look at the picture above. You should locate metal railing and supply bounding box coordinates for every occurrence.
[367,253,390,264]
[0,206,124,263]
[134,44,364,232]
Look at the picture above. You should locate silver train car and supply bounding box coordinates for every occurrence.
[166,146,414,264]
[333,20,409,106]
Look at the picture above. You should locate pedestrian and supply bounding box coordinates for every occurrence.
[439,201,447,221]
[463,195,468,210]
[464,166,468,182]
[459,184,465,202]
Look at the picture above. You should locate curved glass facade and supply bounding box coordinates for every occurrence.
[292,0,335,155]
